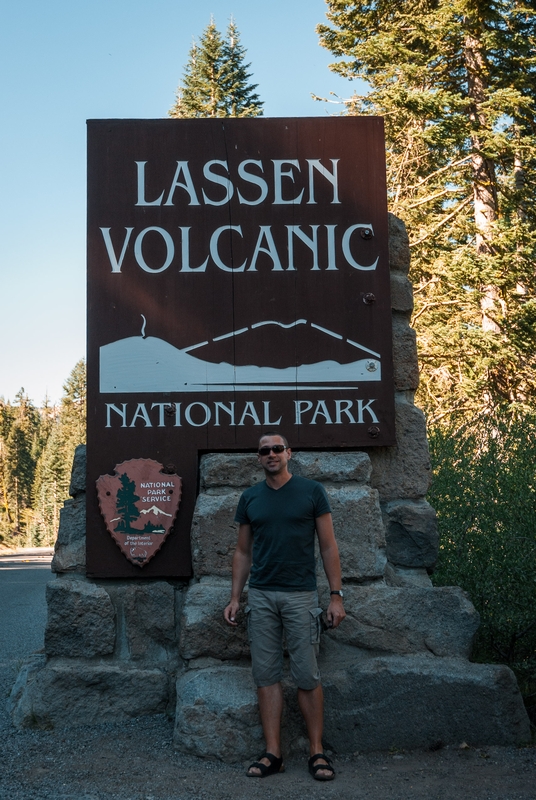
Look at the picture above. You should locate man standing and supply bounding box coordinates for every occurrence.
[223,432,345,781]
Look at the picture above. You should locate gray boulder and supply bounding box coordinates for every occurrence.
[320,648,531,752]
[51,496,86,574]
[180,579,249,661]
[291,451,372,484]
[107,581,177,662]
[326,485,386,581]
[319,585,479,658]
[8,653,47,722]
[369,395,432,501]
[388,213,411,273]
[384,562,433,588]
[200,453,260,490]
[45,579,115,658]
[390,271,414,314]
[392,315,419,392]
[383,499,439,568]
[69,443,86,497]
[191,492,242,578]
[174,667,263,762]
[9,660,170,729]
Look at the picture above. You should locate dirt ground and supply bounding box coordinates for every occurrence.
[2,713,535,800]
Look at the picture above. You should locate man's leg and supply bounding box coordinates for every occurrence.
[247,589,284,775]
[280,592,333,779]
[297,684,332,778]
[247,682,284,776]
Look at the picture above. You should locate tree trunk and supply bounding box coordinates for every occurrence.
[464,31,500,332]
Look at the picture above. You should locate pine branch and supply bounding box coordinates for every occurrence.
[413,278,439,295]
[405,157,472,192]
[412,300,463,324]
[406,187,460,209]
[409,196,472,247]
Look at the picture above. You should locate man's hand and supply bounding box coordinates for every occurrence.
[223,599,241,627]
[326,595,346,629]
[223,523,253,628]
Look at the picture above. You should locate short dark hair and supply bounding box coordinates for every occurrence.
[258,431,289,448]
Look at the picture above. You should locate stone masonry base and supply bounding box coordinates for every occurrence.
[8,215,531,757]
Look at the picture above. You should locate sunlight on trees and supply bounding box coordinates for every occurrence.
[0,360,86,548]
[318,0,536,419]
[169,18,263,119]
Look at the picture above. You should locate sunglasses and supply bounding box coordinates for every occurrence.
[258,445,287,456]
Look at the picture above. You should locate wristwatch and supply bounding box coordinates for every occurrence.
[330,590,344,598]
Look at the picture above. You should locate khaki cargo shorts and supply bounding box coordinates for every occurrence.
[245,587,323,690]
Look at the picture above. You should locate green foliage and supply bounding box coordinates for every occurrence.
[0,390,42,544]
[318,1,536,417]
[30,359,86,546]
[0,360,86,548]
[429,408,536,724]
[169,18,263,118]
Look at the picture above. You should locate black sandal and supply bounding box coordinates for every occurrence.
[246,752,284,778]
[308,752,335,781]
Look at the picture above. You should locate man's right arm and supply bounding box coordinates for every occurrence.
[223,523,253,626]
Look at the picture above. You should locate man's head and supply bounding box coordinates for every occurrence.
[257,432,291,476]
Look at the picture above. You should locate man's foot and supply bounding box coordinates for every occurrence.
[247,752,284,778]
[308,753,335,781]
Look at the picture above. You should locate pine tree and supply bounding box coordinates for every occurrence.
[60,359,86,455]
[31,360,86,545]
[115,473,140,532]
[318,1,536,419]
[221,20,263,117]
[0,362,86,547]
[31,423,65,546]
[169,19,263,118]
[0,391,41,544]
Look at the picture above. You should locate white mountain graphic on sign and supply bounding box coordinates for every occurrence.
[100,318,382,393]
[139,506,173,517]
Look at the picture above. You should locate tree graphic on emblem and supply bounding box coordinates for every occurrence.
[115,473,140,533]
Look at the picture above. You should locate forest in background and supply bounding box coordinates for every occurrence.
[318,1,536,726]
[0,360,86,548]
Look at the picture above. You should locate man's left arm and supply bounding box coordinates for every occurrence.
[316,513,346,629]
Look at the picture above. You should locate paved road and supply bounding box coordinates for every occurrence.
[0,551,52,712]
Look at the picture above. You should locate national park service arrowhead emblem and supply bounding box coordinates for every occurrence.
[96,459,182,567]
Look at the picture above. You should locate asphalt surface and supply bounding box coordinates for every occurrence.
[0,550,51,683]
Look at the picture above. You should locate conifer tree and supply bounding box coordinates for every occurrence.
[0,391,41,543]
[318,1,536,419]
[221,20,263,117]
[169,19,263,118]
[60,359,86,455]
[31,360,86,545]
[0,362,86,546]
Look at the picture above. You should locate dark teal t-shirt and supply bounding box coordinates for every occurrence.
[234,475,331,591]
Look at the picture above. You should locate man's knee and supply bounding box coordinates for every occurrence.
[296,675,321,691]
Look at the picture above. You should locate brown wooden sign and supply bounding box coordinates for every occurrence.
[96,459,182,567]
[87,117,395,577]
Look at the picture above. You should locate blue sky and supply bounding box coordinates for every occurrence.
[0,0,361,405]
